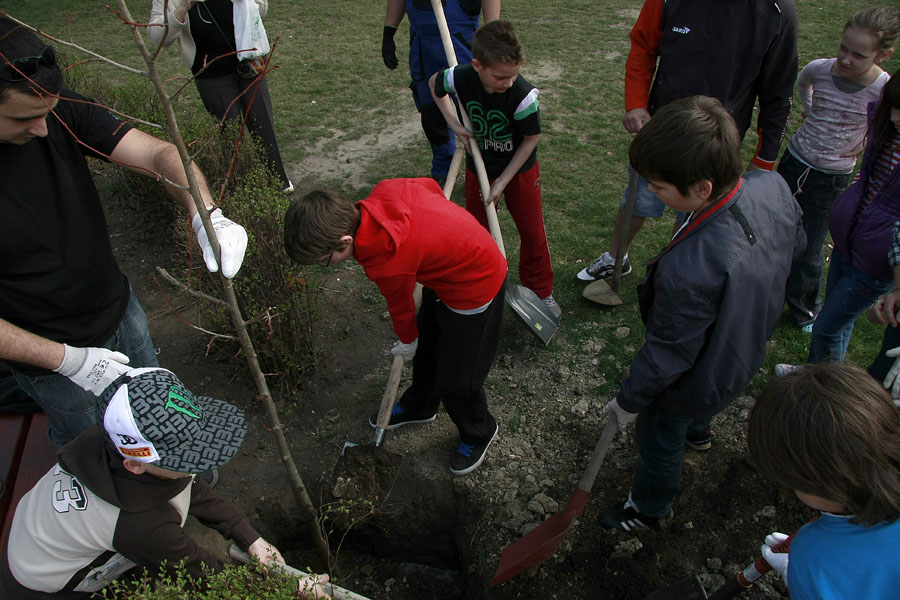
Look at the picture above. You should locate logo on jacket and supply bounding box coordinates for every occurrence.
[671,26,691,35]
[50,465,88,513]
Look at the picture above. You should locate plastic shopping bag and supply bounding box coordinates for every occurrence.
[233,0,270,61]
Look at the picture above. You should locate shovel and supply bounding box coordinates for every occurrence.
[644,529,797,599]
[583,167,639,306]
[430,0,560,345]
[490,417,619,585]
[227,543,371,600]
[341,354,405,455]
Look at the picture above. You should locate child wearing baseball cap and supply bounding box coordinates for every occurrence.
[0,367,329,599]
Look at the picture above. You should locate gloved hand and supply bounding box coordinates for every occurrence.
[247,536,285,566]
[602,398,638,431]
[381,26,398,69]
[883,346,900,400]
[761,531,790,584]
[192,208,248,279]
[391,338,418,361]
[54,345,131,395]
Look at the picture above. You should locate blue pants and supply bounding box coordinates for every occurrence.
[778,151,852,326]
[809,249,891,363]
[631,403,710,518]
[10,290,159,447]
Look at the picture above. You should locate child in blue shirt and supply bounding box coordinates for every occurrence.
[748,363,900,599]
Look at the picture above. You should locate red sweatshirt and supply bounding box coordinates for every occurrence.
[354,178,507,343]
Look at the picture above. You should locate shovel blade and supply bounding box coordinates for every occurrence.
[490,488,591,586]
[582,279,623,306]
[340,441,359,457]
[505,284,559,345]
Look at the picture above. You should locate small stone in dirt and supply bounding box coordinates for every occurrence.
[706,557,722,570]
[527,492,559,515]
[556,365,571,382]
[755,505,777,519]
[614,326,630,338]
[698,572,726,591]
[570,399,590,417]
[684,521,694,529]
[380,310,391,321]
[611,537,643,558]
[519,475,540,498]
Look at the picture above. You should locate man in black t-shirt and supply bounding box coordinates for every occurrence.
[0,17,249,446]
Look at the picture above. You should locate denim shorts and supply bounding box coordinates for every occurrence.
[619,165,665,218]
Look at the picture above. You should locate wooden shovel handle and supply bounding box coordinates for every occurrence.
[430,0,506,257]
[375,354,406,430]
[577,417,620,493]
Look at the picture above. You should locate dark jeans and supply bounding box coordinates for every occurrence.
[630,403,711,518]
[10,290,159,446]
[777,151,852,326]
[194,73,289,186]
[398,281,505,445]
[809,249,892,363]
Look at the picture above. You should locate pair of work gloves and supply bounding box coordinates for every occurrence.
[54,209,247,396]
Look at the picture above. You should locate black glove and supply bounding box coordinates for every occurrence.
[382,26,398,70]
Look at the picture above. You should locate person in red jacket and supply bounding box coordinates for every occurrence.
[284,178,508,475]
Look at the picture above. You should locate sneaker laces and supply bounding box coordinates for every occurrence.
[586,255,612,276]
[456,441,474,457]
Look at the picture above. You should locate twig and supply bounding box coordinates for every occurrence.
[156,266,227,306]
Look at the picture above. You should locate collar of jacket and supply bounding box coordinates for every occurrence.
[645,178,743,266]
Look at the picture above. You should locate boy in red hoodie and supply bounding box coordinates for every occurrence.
[284,178,508,475]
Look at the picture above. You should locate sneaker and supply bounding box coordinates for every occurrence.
[774,363,804,377]
[800,322,814,334]
[599,495,672,532]
[449,422,499,476]
[576,252,632,282]
[541,294,562,319]
[368,403,437,431]
[197,467,219,488]
[685,428,712,451]
[284,180,295,195]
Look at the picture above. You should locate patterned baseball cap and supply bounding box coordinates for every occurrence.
[97,367,247,473]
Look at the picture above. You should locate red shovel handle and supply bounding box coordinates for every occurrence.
[706,532,796,600]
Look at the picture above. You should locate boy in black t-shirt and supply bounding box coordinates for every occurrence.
[429,20,558,318]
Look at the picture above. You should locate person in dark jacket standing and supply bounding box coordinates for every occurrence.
[599,96,804,532]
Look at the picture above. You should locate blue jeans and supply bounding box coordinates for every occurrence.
[631,403,711,518]
[10,290,159,447]
[809,249,891,363]
[778,151,852,326]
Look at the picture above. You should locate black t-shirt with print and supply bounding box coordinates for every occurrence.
[433,63,541,179]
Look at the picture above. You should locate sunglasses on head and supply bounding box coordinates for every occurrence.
[0,45,56,83]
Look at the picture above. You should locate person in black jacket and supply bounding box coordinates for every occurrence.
[599,96,804,532]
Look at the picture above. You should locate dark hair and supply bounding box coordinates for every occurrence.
[629,96,742,202]
[472,20,523,67]
[283,190,361,265]
[748,363,900,526]
[869,66,900,152]
[845,6,900,54]
[0,16,62,103]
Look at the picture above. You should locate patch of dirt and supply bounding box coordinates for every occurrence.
[101,141,810,600]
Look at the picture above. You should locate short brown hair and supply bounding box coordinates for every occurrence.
[472,20,523,67]
[283,190,360,265]
[629,96,742,202]
[845,6,900,54]
[748,363,900,526]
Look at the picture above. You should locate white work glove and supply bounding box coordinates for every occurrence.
[602,398,638,431]
[192,208,248,279]
[391,338,418,361]
[54,344,131,395]
[761,531,790,585]
[247,536,285,567]
[883,346,900,400]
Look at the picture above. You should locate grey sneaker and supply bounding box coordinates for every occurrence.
[368,403,437,430]
[541,294,562,319]
[774,363,804,377]
[577,252,632,282]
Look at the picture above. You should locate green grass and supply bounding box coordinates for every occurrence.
[7,0,896,393]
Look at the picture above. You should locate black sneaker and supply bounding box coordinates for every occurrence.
[599,496,672,532]
[449,422,499,476]
[576,253,632,282]
[685,427,712,451]
[368,403,437,431]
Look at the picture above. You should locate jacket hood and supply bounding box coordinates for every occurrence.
[353,180,421,267]
[58,426,191,513]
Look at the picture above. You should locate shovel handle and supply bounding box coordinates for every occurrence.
[577,417,619,493]
[227,544,371,600]
[442,145,465,200]
[611,168,639,294]
[706,531,797,600]
[375,354,406,431]
[430,0,506,258]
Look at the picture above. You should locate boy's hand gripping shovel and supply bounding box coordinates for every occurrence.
[430,0,560,344]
